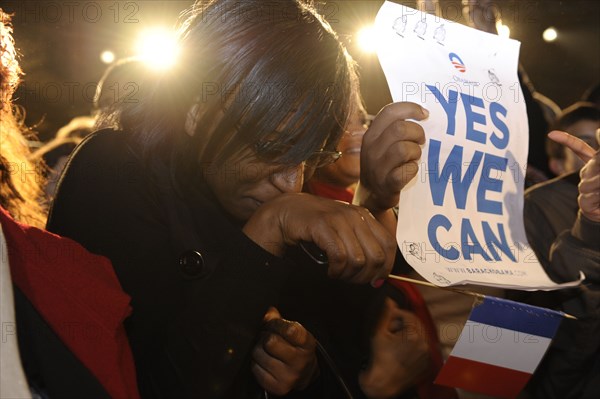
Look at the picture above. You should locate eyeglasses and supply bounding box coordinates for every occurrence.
[253,141,342,169]
[304,149,343,169]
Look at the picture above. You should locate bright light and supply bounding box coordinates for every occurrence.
[543,27,558,42]
[136,28,180,70]
[496,21,510,38]
[100,50,115,64]
[357,25,378,53]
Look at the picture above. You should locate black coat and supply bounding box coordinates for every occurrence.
[48,130,412,399]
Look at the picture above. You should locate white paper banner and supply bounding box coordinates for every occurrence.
[375,2,581,290]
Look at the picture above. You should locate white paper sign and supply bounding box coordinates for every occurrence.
[375,2,581,290]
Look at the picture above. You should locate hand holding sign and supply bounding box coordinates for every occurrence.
[357,102,428,213]
[374,1,582,289]
[548,130,600,222]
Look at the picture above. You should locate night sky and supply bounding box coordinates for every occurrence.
[2,0,599,141]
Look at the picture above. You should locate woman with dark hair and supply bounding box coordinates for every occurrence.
[48,0,428,397]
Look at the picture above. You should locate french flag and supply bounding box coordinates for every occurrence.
[435,296,564,399]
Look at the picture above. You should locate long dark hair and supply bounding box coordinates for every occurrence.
[99,0,357,184]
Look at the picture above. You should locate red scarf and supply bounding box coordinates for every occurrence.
[0,207,140,399]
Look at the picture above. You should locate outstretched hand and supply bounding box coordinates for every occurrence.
[251,307,318,396]
[548,130,600,222]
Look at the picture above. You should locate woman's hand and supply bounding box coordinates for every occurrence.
[359,298,430,399]
[251,307,318,396]
[356,102,428,213]
[243,193,396,286]
[548,130,600,222]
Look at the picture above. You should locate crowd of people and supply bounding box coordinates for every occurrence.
[1,1,598,399]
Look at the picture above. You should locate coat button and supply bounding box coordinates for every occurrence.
[179,250,204,279]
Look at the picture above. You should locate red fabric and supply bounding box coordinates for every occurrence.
[305,180,355,203]
[436,356,530,399]
[0,207,140,399]
[388,279,458,399]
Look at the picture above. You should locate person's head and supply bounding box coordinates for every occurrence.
[105,0,358,221]
[310,93,369,188]
[547,102,600,175]
[0,9,46,227]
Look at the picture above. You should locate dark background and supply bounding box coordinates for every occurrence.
[2,0,599,141]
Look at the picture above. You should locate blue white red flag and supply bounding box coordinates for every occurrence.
[435,296,564,398]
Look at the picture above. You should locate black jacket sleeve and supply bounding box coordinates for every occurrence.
[522,180,600,399]
[524,213,600,399]
[47,131,291,398]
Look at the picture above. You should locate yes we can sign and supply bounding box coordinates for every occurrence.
[375,2,581,290]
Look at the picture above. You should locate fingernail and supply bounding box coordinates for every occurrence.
[372,279,385,288]
[421,107,429,118]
